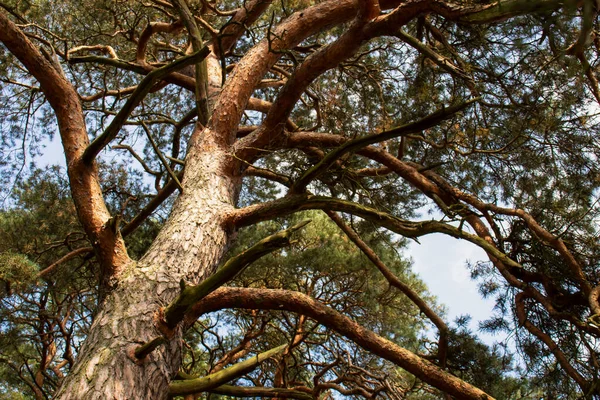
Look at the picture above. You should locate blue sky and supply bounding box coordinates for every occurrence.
[408,233,501,345]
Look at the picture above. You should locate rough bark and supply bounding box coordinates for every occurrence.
[54,140,241,399]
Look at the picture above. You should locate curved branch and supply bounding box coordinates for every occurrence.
[211,0,275,58]
[207,0,358,147]
[136,20,183,64]
[227,194,523,272]
[68,44,118,59]
[0,11,130,282]
[185,287,493,399]
[421,168,592,296]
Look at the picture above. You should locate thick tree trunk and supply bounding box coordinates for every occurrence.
[55,137,240,399]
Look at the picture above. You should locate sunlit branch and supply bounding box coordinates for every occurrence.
[68,55,148,73]
[68,45,118,59]
[208,0,358,146]
[185,287,493,399]
[244,2,376,156]
[80,85,137,103]
[0,10,131,279]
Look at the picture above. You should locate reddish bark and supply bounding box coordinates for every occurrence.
[187,287,494,400]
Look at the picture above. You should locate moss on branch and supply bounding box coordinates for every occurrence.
[169,344,287,396]
[163,220,311,328]
[290,98,479,193]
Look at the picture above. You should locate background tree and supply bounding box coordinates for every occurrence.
[1,0,600,398]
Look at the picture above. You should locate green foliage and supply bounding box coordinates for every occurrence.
[0,251,38,296]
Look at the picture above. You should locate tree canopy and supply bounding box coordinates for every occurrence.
[1,0,600,398]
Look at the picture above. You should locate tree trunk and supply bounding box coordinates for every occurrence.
[55,137,240,399]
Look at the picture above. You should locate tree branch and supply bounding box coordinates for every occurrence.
[136,20,183,64]
[37,247,93,278]
[209,384,313,400]
[516,291,590,393]
[211,0,274,58]
[141,121,184,193]
[121,175,181,237]
[227,194,523,272]
[185,287,493,399]
[164,220,311,328]
[0,10,130,283]
[325,211,449,369]
[289,98,478,193]
[456,0,566,24]
[82,46,210,164]
[171,0,210,124]
[169,344,287,396]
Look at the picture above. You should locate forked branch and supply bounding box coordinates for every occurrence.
[163,220,311,329]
